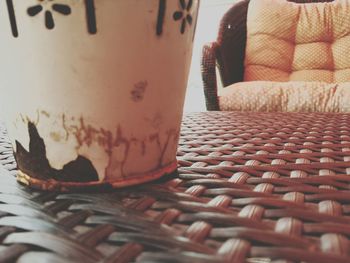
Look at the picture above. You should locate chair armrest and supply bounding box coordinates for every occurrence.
[216,0,249,87]
[201,42,220,111]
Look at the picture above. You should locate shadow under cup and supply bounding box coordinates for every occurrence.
[0,0,199,191]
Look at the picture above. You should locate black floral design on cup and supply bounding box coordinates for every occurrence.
[84,0,97,34]
[156,0,166,36]
[6,0,18,37]
[173,0,193,34]
[27,0,71,30]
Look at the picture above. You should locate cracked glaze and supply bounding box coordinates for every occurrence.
[12,110,180,181]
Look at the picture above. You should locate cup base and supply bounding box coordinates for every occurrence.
[16,160,178,192]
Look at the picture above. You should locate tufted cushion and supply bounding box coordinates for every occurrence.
[244,0,350,83]
[219,81,350,112]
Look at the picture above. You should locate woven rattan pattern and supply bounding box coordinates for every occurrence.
[1,112,350,262]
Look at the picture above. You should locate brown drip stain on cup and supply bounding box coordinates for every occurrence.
[14,122,178,192]
[14,122,116,192]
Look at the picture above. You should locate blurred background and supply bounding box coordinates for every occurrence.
[184,0,236,112]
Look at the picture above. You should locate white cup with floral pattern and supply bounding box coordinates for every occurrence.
[0,0,199,191]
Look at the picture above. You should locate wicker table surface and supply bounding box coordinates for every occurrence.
[1,111,350,262]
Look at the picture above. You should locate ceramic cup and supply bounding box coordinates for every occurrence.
[0,0,199,191]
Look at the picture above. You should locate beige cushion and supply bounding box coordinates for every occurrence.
[244,0,350,83]
[218,81,350,112]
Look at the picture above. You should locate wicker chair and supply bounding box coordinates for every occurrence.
[201,0,336,111]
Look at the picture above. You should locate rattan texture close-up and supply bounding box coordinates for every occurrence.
[1,112,350,262]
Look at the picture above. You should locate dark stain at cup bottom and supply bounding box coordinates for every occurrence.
[14,122,99,183]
